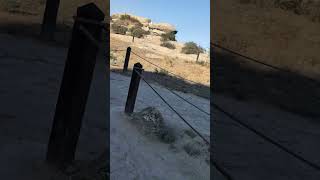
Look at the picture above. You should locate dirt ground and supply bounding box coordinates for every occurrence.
[0,32,108,179]
[110,73,210,179]
[213,93,320,180]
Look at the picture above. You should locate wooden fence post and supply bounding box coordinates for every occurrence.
[46,3,105,166]
[123,47,131,72]
[41,0,61,40]
[196,52,200,62]
[125,63,143,114]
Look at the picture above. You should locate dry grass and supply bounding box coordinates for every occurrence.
[214,0,320,78]
[111,34,210,87]
[110,35,210,99]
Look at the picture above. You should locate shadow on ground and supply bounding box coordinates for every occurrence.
[111,68,210,100]
[211,46,320,119]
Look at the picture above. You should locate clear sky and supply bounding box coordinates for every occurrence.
[110,0,210,49]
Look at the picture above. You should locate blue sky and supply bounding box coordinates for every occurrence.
[110,0,210,49]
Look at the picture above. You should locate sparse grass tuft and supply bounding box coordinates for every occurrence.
[155,68,169,76]
[160,41,176,49]
[183,143,201,157]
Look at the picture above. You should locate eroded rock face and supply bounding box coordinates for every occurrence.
[110,13,176,36]
[148,23,176,33]
[150,29,166,36]
[131,107,175,143]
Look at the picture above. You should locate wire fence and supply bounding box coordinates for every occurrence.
[115,48,234,178]
[211,43,320,173]
[211,42,320,89]
[130,51,201,85]
[48,8,226,179]
[76,14,320,179]
[131,68,234,180]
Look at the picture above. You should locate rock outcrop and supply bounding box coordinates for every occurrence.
[110,13,177,37]
[149,22,176,32]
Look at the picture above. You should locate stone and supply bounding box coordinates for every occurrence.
[149,22,176,32]
[150,29,166,36]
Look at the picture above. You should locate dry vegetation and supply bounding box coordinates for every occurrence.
[110,33,210,98]
[215,0,320,78]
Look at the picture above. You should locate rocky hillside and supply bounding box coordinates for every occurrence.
[111,13,176,36]
[110,13,210,99]
[110,13,209,63]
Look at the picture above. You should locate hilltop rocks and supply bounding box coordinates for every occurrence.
[110,13,177,37]
[149,22,176,33]
[150,29,166,36]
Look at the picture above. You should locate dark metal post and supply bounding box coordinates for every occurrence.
[125,63,143,114]
[123,47,131,72]
[46,3,105,166]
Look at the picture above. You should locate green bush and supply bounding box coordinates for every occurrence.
[120,14,143,27]
[160,42,176,49]
[161,31,177,41]
[130,26,149,38]
[111,23,128,35]
[181,42,205,54]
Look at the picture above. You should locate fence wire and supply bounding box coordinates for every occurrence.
[211,42,320,88]
[211,42,320,172]
[165,88,210,116]
[213,103,320,171]
[80,18,320,175]
[133,68,233,180]
[131,50,200,85]
[74,17,232,179]
[79,16,320,177]
[129,50,210,116]
[134,69,209,145]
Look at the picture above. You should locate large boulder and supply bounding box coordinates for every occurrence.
[149,22,176,33]
[150,29,166,36]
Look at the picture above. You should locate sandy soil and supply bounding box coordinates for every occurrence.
[110,72,210,179]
